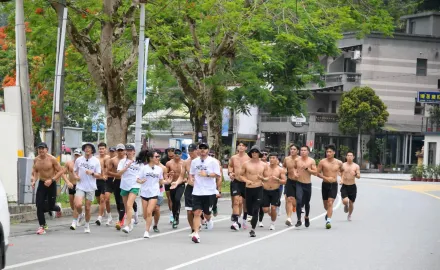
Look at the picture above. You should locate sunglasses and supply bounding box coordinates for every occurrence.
[154,155,160,158]
[174,151,182,155]
[117,149,125,152]
[199,147,208,150]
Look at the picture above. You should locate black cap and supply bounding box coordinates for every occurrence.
[125,144,135,151]
[109,147,116,152]
[198,142,209,149]
[188,144,197,151]
[247,145,262,158]
[37,142,48,149]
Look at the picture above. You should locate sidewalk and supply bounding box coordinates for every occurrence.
[360,173,411,181]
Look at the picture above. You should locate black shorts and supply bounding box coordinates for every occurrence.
[285,179,297,198]
[184,185,194,210]
[230,180,246,198]
[95,179,106,197]
[105,178,114,193]
[68,184,76,195]
[192,194,216,215]
[322,182,338,200]
[340,184,357,202]
[165,184,171,192]
[141,196,158,201]
[262,189,281,207]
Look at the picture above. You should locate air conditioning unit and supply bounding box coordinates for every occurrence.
[353,50,361,60]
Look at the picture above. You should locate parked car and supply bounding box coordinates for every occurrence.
[0,179,10,269]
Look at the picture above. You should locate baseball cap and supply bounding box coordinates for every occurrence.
[198,142,209,149]
[73,148,82,156]
[188,143,197,151]
[174,149,182,155]
[116,144,125,150]
[37,142,48,149]
[109,147,116,152]
[125,144,135,151]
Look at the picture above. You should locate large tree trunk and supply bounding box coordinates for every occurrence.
[106,105,129,146]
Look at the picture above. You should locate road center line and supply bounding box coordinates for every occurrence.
[165,192,342,270]
[5,216,231,269]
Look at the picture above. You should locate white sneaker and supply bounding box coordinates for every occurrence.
[84,224,91,234]
[56,203,63,218]
[106,216,113,226]
[143,231,150,238]
[78,213,85,227]
[191,233,200,243]
[230,222,239,231]
[207,219,214,230]
[70,220,77,230]
[134,213,139,225]
[242,220,248,230]
[246,215,252,222]
[285,218,292,227]
[269,224,275,231]
[122,225,130,234]
[95,216,102,226]
[347,215,352,221]
[259,222,264,227]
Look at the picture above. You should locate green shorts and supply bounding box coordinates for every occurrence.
[120,188,140,197]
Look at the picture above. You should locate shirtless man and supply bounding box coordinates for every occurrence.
[340,151,360,221]
[95,142,111,226]
[229,141,250,231]
[240,145,267,237]
[261,153,286,231]
[294,146,317,228]
[109,147,116,158]
[181,144,198,236]
[283,144,299,226]
[317,144,343,229]
[166,148,185,229]
[106,144,126,229]
[31,142,64,235]
[63,149,82,229]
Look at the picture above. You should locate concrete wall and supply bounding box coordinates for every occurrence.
[0,113,18,201]
[410,17,431,35]
[3,86,24,157]
[433,16,440,37]
[423,135,440,165]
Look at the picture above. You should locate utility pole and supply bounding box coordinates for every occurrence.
[51,1,67,160]
[16,0,34,157]
[135,2,146,154]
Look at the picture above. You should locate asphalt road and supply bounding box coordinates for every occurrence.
[5,177,440,270]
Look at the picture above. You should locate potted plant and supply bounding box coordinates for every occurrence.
[410,166,417,181]
[434,165,440,182]
[416,166,423,181]
[427,165,434,182]
[363,152,370,170]
[422,165,428,182]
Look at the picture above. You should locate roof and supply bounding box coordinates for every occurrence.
[381,123,422,133]
[400,12,440,20]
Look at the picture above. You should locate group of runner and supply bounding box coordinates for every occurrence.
[31,140,360,243]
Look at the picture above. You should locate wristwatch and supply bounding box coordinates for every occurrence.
[92,172,95,177]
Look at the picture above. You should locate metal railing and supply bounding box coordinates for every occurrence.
[423,117,440,133]
[309,112,339,122]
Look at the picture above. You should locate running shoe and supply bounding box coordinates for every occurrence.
[70,221,77,230]
[259,222,264,227]
[169,213,174,224]
[249,230,256,237]
[301,207,305,213]
[285,218,292,227]
[36,227,46,235]
[295,220,302,227]
[326,221,331,229]
[344,204,348,213]
[143,231,150,238]
[172,220,178,229]
[106,216,113,226]
[43,224,49,230]
[192,234,201,243]
[56,203,63,218]
[115,221,122,230]
[269,224,275,231]
[122,225,131,233]
[84,224,91,234]
[207,219,214,230]
[305,217,310,228]
[242,220,248,230]
[95,216,102,226]
[153,226,160,233]
[230,222,240,231]
[347,215,352,221]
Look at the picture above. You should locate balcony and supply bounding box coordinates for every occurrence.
[423,117,440,133]
[305,72,361,92]
[309,112,338,123]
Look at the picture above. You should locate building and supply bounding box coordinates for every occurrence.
[258,12,440,168]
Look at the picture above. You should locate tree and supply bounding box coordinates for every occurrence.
[338,86,389,163]
[146,0,394,155]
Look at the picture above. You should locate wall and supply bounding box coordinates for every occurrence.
[433,16,440,37]
[0,113,18,201]
[237,106,258,137]
[410,17,431,35]
[3,86,24,157]
[423,135,440,165]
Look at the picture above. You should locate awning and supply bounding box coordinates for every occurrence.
[381,123,422,133]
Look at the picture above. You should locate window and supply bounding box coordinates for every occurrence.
[409,21,416,34]
[344,58,356,73]
[414,98,424,115]
[438,79,440,89]
[416,58,427,76]
[428,142,436,165]
[331,100,337,113]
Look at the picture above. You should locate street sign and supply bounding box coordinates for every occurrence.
[92,123,105,133]
[417,91,440,103]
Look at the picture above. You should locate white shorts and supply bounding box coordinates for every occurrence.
[75,188,95,201]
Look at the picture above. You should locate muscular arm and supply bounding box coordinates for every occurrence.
[31,159,38,184]
[355,164,361,179]
[279,168,287,184]
[52,158,65,181]
[228,157,234,178]
[308,161,318,176]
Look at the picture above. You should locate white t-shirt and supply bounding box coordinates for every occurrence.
[190,156,221,196]
[138,164,163,198]
[118,158,142,191]
[74,156,102,192]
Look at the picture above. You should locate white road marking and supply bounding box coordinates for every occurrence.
[165,193,342,270]
[5,216,231,269]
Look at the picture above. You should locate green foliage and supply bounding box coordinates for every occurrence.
[375,138,387,165]
[338,86,389,136]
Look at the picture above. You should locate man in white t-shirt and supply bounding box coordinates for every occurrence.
[189,142,221,244]
[71,143,102,233]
